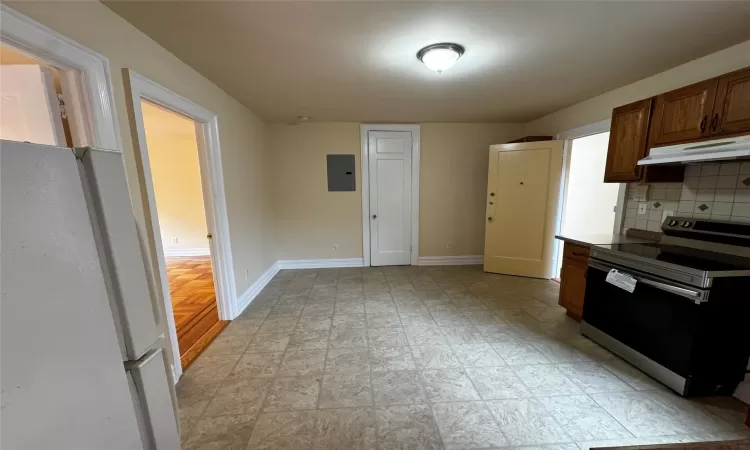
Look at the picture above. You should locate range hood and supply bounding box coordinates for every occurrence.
[638,135,750,166]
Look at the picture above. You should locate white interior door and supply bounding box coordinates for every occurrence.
[484,140,564,278]
[368,130,412,266]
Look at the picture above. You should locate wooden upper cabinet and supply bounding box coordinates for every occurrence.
[604,98,652,182]
[648,79,718,146]
[712,67,750,136]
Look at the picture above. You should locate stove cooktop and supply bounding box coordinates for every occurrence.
[595,243,750,273]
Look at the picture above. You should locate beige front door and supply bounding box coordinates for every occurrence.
[484,140,564,278]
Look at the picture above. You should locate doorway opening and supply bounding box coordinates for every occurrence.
[125,70,236,381]
[554,131,623,278]
[140,100,227,370]
[0,43,72,146]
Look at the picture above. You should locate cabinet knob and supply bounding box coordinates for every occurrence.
[487,217,493,222]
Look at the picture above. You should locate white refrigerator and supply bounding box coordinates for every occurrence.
[1,140,180,449]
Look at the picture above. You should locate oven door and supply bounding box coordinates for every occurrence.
[582,259,709,380]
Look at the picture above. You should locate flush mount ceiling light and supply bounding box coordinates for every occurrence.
[416,43,465,74]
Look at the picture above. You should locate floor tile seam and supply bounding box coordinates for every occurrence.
[535,390,637,442]
[446,359,515,447]
[255,309,306,416]
[413,368,450,450]
[584,390,670,439]
[239,370,278,448]
[582,391,637,440]
[365,351,382,450]
[315,315,336,411]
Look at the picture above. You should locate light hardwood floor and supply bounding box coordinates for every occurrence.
[166,255,228,369]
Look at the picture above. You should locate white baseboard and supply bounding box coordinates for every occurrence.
[235,261,280,317]
[233,255,486,318]
[277,258,364,269]
[418,255,483,266]
[164,248,210,257]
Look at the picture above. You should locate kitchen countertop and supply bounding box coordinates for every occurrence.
[554,233,655,247]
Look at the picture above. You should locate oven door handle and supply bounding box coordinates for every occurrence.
[588,260,707,303]
[637,278,702,299]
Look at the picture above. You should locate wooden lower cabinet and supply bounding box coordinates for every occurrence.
[558,243,589,321]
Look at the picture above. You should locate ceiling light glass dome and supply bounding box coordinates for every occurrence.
[417,43,465,74]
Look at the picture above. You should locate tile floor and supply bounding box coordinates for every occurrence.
[177,265,749,449]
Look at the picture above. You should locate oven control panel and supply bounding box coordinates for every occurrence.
[665,218,693,229]
[662,215,750,245]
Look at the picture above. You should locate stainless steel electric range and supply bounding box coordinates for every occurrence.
[581,216,750,397]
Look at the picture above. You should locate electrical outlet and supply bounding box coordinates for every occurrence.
[446,243,453,250]
[172,237,179,244]
[662,210,675,222]
[332,244,339,251]
[244,269,249,281]
[637,203,648,215]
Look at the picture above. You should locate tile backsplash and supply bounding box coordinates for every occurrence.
[624,161,750,232]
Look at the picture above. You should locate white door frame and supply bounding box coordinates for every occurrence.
[124,70,236,379]
[0,5,121,151]
[360,124,420,266]
[553,119,623,276]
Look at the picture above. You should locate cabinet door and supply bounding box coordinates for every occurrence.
[558,257,588,320]
[649,79,718,146]
[604,99,652,182]
[559,257,587,320]
[712,67,750,136]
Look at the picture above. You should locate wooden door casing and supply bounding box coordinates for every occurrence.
[604,99,653,182]
[648,79,718,146]
[712,67,750,136]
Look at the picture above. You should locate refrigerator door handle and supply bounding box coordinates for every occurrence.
[126,348,180,450]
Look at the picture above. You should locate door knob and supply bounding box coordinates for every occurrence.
[372,214,377,219]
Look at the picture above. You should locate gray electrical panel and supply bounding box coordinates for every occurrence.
[326,154,355,192]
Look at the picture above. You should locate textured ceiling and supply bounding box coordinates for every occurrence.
[106,1,750,123]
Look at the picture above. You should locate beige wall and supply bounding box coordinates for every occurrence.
[269,123,363,260]
[419,123,524,256]
[5,2,275,295]
[141,101,208,251]
[269,122,524,260]
[4,2,275,373]
[525,40,750,137]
